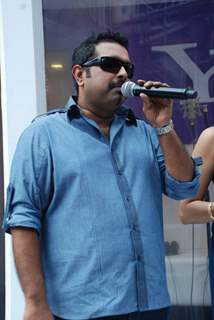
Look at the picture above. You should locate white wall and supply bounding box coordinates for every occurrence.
[0,0,46,319]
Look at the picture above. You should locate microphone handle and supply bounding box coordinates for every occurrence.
[133,86,197,100]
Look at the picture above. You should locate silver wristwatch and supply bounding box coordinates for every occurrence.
[156,120,174,136]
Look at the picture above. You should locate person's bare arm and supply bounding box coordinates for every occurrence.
[179,127,214,224]
[11,227,54,320]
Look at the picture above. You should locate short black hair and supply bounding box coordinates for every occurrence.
[72,30,129,67]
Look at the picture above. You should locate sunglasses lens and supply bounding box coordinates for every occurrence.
[83,57,134,78]
[101,58,121,73]
[101,58,134,79]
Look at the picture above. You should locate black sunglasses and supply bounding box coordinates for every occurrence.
[82,56,134,79]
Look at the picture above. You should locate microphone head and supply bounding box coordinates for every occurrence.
[121,81,136,97]
[185,89,198,99]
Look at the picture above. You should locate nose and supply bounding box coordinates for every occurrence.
[117,66,128,80]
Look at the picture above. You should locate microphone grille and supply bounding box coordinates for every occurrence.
[121,81,135,97]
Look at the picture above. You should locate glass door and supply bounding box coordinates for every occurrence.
[0,82,5,320]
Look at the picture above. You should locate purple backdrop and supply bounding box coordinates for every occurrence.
[43,0,214,143]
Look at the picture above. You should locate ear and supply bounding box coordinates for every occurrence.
[72,64,84,87]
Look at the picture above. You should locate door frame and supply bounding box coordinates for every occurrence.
[0,1,46,318]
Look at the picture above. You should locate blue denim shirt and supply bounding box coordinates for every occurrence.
[3,97,201,319]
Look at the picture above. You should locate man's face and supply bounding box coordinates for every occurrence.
[80,41,132,113]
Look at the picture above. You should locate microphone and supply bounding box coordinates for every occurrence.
[121,81,198,100]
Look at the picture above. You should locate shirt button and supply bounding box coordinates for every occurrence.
[126,196,130,202]
[133,224,138,231]
[118,169,123,175]
[137,255,143,262]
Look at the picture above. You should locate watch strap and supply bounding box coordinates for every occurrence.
[156,120,174,136]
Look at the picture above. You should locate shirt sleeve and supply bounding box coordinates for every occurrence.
[2,120,53,234]
[150,128,202,200]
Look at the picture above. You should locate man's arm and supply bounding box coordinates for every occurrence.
[11,227,54,320]
[139,79,194,181]
[158,130,194,181]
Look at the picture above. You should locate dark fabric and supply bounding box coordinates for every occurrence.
[54,308,169,320]
[168,305,212,320]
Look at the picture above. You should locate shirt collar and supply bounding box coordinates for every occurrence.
[65,96,137,126]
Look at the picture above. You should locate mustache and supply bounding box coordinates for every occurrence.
[109,80,126,90]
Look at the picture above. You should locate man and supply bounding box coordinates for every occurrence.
[3,31,201,320]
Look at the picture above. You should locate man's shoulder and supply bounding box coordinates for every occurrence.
[32,107,68,123]
[18,108,67,144]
